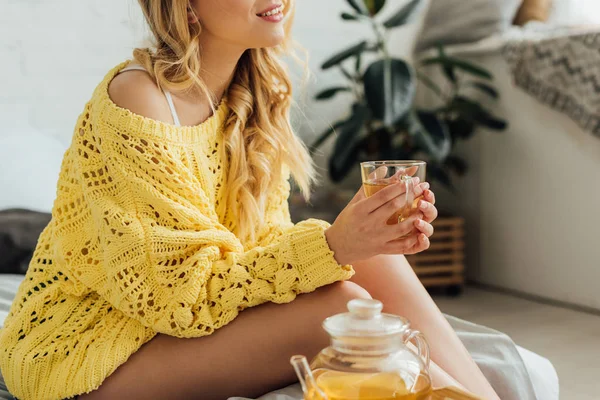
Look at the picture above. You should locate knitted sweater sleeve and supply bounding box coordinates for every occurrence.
[59,119,354,338]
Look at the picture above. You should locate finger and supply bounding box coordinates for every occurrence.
[383,235,420,255]
[384,213,423,239]
[373,194,410,223]
[412,182,430,200]
[404,234,431,255]
[414,219,434,237]
[424,189,436,205]
[373,181,426,222]
[368,166,388,181]
[404,165,419,177]
[418,199,438,223]
[364,179,416,213]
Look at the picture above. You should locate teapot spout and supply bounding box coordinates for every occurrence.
[290,355,327,399]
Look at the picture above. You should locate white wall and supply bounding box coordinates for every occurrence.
[428,50,600,310]
[0,0,423,145]
[1,0,146,146]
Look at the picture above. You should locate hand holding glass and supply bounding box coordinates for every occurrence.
[360,161,427,225]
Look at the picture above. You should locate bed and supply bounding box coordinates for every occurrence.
[0,273,558,400]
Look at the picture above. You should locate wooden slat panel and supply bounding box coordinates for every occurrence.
[405,216,466,289]
[419,275,464,287]
[410,253,464,263]
[428,241,465,251]
[413,264,464,276]
[428,230,463,239]
[432,217,464,228]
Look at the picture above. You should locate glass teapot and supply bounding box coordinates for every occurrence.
[291,299,432,400]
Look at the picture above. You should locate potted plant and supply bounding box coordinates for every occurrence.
[310,0,507,190]
[300,0,507,294]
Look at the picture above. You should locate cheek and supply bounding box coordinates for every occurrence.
[194,0,254,35]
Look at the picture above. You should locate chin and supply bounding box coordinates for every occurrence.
[256,29,286,48]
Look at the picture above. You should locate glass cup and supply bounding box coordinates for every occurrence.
[360,161,427,225]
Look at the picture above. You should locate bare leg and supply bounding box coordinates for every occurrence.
[78,282,371,400]
[351,254,500,400]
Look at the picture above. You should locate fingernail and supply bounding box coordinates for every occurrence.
[419,200,428,209]
[423,182,430,190]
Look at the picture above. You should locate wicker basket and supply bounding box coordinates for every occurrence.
[406,216,465,294]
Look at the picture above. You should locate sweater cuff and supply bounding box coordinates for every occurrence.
[289,219,354,292]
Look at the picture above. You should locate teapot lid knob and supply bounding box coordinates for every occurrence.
[347,299,383,318]
[323,298,409,337]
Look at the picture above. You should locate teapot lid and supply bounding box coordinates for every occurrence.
[323,299,409,337]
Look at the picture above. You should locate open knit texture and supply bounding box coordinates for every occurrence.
[0,61,354,400]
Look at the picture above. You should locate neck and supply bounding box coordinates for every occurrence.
[196,35,246,103]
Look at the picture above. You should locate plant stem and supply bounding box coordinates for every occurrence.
[370,19,393,126]
[416,71,444,98]
[338,64,362,103]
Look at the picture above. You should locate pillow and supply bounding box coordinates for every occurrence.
[0,209,51,274]
[546,0,600,27]
[514,0,552,26]
[416,0,523,51]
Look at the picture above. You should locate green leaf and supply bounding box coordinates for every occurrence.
[321,41,368,70]
[363,0,386,16]
[408,111,451,162]
[329,140,365,182]
[469,82,499,99]
[448,96,482,121]
[346,0,368,15]
[314,86,352,100]
[446,117,476,140]
[444,155,468,176]
[476,110,508,131]
[383,0,422,28]
[416,71,443,97]
[428,163,455,192]
[434,46,456,83]
[355,52,362,73]
[421,56,493,80]
[443,65,456,83]
[341,12,359,20]
[363,58,415,126]
[449,97,507,131]
[309,120,347,155]
[329,103,370,182]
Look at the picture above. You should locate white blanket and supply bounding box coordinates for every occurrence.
[0,275,558,400]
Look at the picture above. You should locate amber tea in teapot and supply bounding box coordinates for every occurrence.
[291,299,433,400]
[305,369,431,400]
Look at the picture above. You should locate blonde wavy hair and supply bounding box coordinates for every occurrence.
[133,0,315,242]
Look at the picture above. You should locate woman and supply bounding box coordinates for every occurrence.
[0,1,500,399]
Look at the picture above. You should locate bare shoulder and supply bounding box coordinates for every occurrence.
[108,70,172,123]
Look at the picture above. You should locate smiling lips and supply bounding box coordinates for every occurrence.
[257,4,284,22]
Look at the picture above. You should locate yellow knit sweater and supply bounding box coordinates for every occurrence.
[0,62,354,400]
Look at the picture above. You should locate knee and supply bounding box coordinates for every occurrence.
[326,281,372,305]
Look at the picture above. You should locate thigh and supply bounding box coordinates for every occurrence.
[79,281,370,400]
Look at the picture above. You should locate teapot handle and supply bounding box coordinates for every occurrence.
[403,329,431,369]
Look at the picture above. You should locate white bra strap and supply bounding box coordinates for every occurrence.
[163,91,181,127]
[119,64,181,127]
[119,64,148,73]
